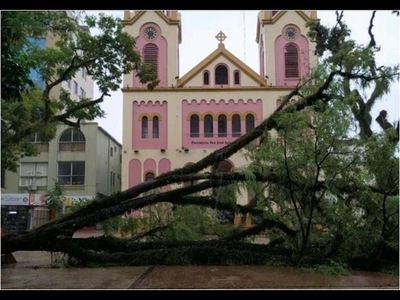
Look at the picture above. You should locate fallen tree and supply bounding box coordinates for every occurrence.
[2,11,399,271]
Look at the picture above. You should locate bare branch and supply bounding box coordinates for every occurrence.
[367,11,377,48]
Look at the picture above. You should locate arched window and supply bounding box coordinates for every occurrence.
[143,43,158,75]
[145,171,155,182]
[284,43,299,78]
[234,70,240,85]
[203,71,210,85]
[153,116,159,138]
[245,114,255,133]
[59,128,86,151]
[142,116,148,138]
[215,65,228,85]
[204,114,213,137]
[190,114,200,137]
[232,114,241,137]
[218,114,227,137]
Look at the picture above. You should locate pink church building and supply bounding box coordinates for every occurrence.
[121,11,317,222]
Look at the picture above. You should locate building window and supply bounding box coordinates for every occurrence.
[29,133,43,143]
[190,114,200,137]
[59,128,86,151]
[80,87,85,99]
[215,64,228,85]
[245,114,255,133]
[153,116,159,138]
[81,67,86,80]
[204,114,214,137]
[142,116,148,138]
[203,71,210,85]
[284,43,299,78]
[19,162,48,187]
[29,133,49,152]
[234,70,240,85]
[145,172,155,182]
[218,114,227,137]
[232,114,241,137]
[143,43,159,76]
[58,162,85,185]
[73,81,78,95]
[110,171,115,187]
[110,147,113,157]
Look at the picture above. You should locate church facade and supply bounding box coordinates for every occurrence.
[121,11,317,208]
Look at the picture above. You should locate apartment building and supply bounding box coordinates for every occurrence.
[1,21,119,233]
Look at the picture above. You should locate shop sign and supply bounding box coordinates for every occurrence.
[1,194,30,206]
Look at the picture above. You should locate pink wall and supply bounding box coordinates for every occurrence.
[132,23,168,87]
[128,159,142,188]
[132,101,168,149]
[182,99,263,149]
[158,158,171,175]
[158,158,171,191]
[275,35,309,86]
[129,158,171,190]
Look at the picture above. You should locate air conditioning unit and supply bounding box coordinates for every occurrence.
[28,185,37,191]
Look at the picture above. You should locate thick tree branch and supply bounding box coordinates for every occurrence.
[52,94,107,122]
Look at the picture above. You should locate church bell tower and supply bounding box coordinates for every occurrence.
[122,11,182,88]
[256,11,317,87]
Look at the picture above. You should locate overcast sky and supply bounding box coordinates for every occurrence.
[91,10,400,144]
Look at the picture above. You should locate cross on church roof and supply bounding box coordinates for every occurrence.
[215,31,227,44]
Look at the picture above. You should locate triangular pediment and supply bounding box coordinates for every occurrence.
[177,43,266,88]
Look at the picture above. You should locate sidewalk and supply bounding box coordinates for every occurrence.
[2,251,399,290]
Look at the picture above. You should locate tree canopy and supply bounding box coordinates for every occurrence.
[1,11,399,272]
[1,11,158,173]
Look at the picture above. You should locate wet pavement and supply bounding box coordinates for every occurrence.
[2,251,398,290]
[1,230,399,290]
